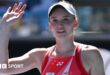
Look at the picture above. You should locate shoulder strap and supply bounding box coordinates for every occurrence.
[41,50,49,73]
[41,46,55,73]
[75,45,89,75]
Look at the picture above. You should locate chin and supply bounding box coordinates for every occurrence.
[57,33,67,37]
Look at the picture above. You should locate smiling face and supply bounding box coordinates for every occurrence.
[49,6,77,40]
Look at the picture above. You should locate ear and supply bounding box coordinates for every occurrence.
[73,19,79,30]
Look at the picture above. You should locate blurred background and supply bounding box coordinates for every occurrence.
[0,0,110,75]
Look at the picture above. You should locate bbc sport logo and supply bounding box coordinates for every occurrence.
[0,64,23,69]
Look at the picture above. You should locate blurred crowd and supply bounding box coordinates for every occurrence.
[0,0,57,37]
[0,0,110,37]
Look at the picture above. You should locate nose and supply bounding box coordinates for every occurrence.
[56,22,64,28]
[57,20,65,26]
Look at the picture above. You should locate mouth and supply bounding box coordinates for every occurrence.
[56,30,66,34]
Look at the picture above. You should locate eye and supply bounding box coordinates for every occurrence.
[50,19,58,25]
[62,18,70,23]
[64,18,69,21]
[52,19,58,23]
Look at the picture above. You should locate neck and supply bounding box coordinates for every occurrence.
[55,38,75,55]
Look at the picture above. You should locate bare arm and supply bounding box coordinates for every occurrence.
[90,49,105,75]
[79,44,105,75]
[0,2,35,74]
[0,2,26,65]
[8,48,46,74]
[0,47,47,74]
[84,46,105,75]
[0,3,48,74]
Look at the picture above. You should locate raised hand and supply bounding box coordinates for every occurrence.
[1,2,26,26]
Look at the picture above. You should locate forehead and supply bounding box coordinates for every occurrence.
[49,6,71,17]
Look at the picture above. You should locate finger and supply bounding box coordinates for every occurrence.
[12,3,17,11]
[17,11,24,19]
[19,4,27,12]
[15,2,23,12]
[7,7,12,13]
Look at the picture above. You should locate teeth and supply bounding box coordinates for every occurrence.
[57,31,65,33]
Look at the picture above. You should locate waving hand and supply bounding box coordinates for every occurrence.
[2,2,26,26]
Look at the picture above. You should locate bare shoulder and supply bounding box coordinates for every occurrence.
[27,48,48,57]
[25,46,55,70]
[78,43,105,75]
[81,44,101,60]
[76,42,101,58]
[27,45,55,58]
[75,42,99,53]
[75,42,102,63]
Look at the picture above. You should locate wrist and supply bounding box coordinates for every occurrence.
[0,19,7,25]
[0,22,11,32]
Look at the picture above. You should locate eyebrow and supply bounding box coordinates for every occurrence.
[63,15,71,18]
[50,16,56,19]
[50,15,71,19]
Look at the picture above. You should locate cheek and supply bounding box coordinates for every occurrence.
[65,24,74,30]
[49,24,53,29]
[65,25,70,28]
[65,25,74,33]
[49,24,55,32]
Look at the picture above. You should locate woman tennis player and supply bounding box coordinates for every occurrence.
[0,1,105,75]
